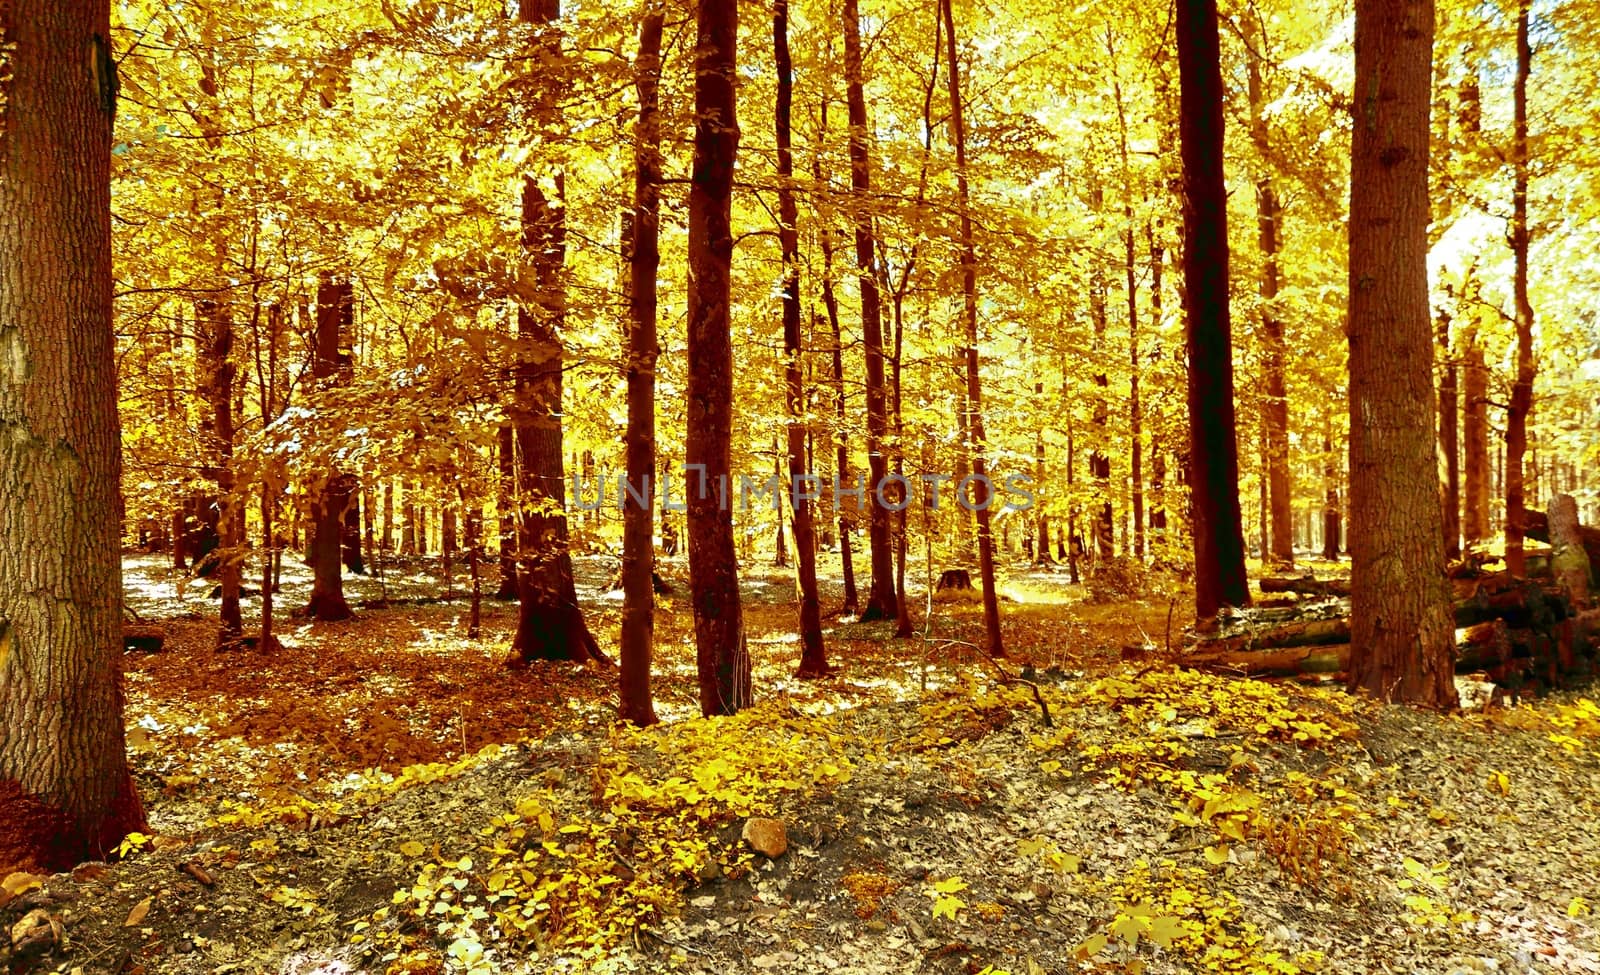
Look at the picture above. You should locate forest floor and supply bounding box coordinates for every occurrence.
[2,551,1599,975]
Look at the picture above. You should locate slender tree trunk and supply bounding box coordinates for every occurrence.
[1035,383,1052,564]
[1148,223,1168,550]
[1322,427,1341,559]
[619,4,664,724]
[775,3,827,674]
[0,0,146,872]
[812,105,857,616]
[1504,0,1535,577]
[305,276,352,621]
[1176,0,1251,619]
[842,0,899,623]
[1245,20,1293,568]
[687,0,750,714]
[1089,256,1114,560]
[1345,0,1456,706]
[1437,303,1460,559]
[494,426,517,597]
[401,479,418,556]
[940,0,1003,657]
[198,300,244,640]
[1462,324,1489,545]
[381,478,394,552]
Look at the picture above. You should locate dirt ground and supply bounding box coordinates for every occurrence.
[2,552,1597,975]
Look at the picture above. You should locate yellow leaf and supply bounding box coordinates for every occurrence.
[125,896,152,927]
[1570,896,1591,917]
[1075,933,1108,959]
[931,876,969,895]
[399,840,425,858]
[1487,770,1510,796]
[1203,844,1230,865]
[1145,915,1186,948]
[1038,759,1062,774]
[1016,837,1048,857]
[932,894,965,920]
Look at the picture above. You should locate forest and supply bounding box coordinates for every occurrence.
[1,0,1599,971]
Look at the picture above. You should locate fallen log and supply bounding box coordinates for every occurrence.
[1193,616,1350,656]
[1187,622,1515,678]
[1259,575,1351,598]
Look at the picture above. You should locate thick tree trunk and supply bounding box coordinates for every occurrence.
[507,0,601,667]
[776,0,829,676]
[1504,0,1535,577]
[1176,0,1251,619]
[619,5,664,725]
[1548,495,1590,607]
[842,0,899,623]
[0,0,146,872]
[687,0,750,714]
[941,0,1003,657]
[1345,0,1457,707]
[305,277,352,621]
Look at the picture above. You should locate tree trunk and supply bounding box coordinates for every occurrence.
[1176,0,1251,619]
[1504,0,1535,578]
[304,276,352,621]
[1244,21,1293,568]
[619,6,664,725]
[1437,303,1460,560]
[813,103,857,616]
[0,0,146,872]
[382,477,395,552]
[1147,224,1168,549]
[940,0,1003,657]
[841,0,899,623]
[509,0,602,667]
[197,300,244,641]
[1089,254,1114,561]
[494,426,517,597]
[1548,495,1590,608]
[775,0,828,675]
[687,0,750,714]
[1345,0,1457,707]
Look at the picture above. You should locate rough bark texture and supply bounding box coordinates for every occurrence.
[510,0,601,666]
[1547,496,1591,607]
[304,277,352,621]
[941,0,1003,657]
[842,0,899,623]
[0,0,147,873]
[1503,0,1535,578]
[775,0,828,676]
[686,0,750,715]
[1437,303,1460,560]
[1176,0,1251,619]
[1345,0,1457,707]
[619,5,664,725]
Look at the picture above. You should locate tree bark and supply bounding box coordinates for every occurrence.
[842,0,899,623]
[940,0,1003,657]
[1459,322,1486,549]
[509,0,602,666]
[0,0,147,872]
[1504,0,1535,577]
[1548,495,1590,608]
[1437,303,1460,560]
[687,0,750,714]
[775,0,828,676]
[619,4,664,725]
[1345,0,1457,706]
[812,103,857,616]
[304,276,353,621]
[1241,19,1293,569]
[1176,0,1251,619]
[197,299,244,640]
[494,425,517,597]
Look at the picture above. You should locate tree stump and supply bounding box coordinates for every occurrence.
[935,569,974,591]
[1549,494,1590,607]
[122,625,165,653]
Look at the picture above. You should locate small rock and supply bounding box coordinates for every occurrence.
[742,817,788,858]
[9,909,60,958]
